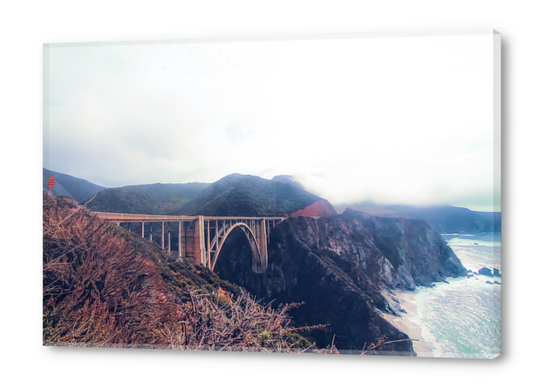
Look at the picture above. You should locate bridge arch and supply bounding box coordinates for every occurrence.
[209,222,265,273]
[94,212,285,273]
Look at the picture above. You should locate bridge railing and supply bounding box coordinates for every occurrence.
[93,212,285,222]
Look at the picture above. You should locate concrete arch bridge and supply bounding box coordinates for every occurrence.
[93,213,285,273]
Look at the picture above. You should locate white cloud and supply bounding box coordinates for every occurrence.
[44,32,498,211]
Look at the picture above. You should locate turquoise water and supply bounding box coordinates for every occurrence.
[413,233,501,358]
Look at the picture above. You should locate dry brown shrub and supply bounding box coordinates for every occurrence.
[43,192,182,346]
[162,290,338,353]
[42,192,338,353]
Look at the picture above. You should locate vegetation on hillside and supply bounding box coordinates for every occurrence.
[83,182,209,215]
[69,172,331,218]
[43,192,336,352]
[173,173,325,216]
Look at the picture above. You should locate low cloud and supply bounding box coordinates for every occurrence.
[44,35,499,212]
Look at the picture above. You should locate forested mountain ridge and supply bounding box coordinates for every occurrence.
[172,173,336,217]
[83,182,210,215]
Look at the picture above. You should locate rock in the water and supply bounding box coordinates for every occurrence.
[478,267,493,276]
[493,268,501,277]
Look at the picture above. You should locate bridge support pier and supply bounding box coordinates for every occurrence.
[178,221,184,259]
[161,222,165,250]
[259,220,267,271]
[167,224,171,253]
[194,216,206,267]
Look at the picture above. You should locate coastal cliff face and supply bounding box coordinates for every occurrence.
[331,209,468,289]
[214,209,466,354]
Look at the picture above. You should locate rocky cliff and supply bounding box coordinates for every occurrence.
[214,209,467,355]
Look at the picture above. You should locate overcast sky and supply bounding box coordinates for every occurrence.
[44,31,499,211]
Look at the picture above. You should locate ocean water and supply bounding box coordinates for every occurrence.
[412,233,501,358]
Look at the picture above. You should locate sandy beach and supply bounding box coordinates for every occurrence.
[381,291,435,357]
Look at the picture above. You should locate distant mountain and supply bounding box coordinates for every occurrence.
[335,201,500,234]
[334,201,396,216]
[84,182,210,215]
[384,204,500,234]
[43,168,106,202]
[172,173,336,217]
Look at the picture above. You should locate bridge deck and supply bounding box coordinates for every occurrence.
[93,212,286,222]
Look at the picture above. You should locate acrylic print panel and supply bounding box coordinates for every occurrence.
[43,30,501,358]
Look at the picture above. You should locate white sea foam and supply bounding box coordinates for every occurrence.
[411,233,502,358]
[444,233,501,248]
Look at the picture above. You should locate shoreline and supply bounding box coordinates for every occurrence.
[382,290,435,357]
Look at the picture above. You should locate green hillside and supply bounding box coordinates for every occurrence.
[84,182,210,214]
[172,173,324,216]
